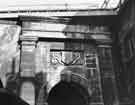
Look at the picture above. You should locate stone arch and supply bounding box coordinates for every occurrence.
[46,70,91,105]
[37,69,91,105]
[47,80,90,105]
[61,70,89,89]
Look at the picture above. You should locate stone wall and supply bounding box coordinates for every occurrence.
[116,0,135,104]
[4,15,118,105]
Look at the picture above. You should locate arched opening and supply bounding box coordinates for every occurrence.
[47,81,89,105]
[20,81,35,105]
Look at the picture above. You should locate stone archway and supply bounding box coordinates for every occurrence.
[46,70,91,105]
[37,69,91,105]
[47,81,90,105]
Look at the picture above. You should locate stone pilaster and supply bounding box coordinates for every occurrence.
[97,45,119,105]
[20,36,38,77]
[84,49,104,105]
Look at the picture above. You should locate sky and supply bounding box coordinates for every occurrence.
[0,0,119,9]
[0,0,105,6]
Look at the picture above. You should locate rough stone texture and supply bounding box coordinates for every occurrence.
[84,50,104,105]
[98,46,119,105]
[115,0,135,104]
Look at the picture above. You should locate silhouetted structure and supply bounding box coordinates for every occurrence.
[0,78,29,105]
[0,79,3,88]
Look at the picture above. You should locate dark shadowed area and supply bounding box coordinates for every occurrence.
[47,81,89,105]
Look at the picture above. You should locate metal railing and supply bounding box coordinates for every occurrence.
[118,0,128,8]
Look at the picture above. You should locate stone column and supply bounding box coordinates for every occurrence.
[18,36,38,104]
[20,36,38,77]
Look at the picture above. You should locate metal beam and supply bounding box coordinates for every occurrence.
[0,9,117,18]
[101,0,111,8]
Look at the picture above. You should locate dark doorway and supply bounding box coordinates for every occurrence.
[47,81,89,105]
